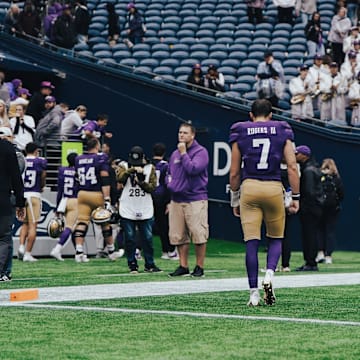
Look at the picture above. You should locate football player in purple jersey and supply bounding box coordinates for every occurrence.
[72,138,116,263]
[80,113,112,142]
[18,142,47,262]
[229,99,300,306]
[50,152,78,261]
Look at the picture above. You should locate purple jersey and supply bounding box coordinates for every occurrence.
[75,153,109,192]
[57,166,78,204]
[229,120,294,182]
[23,157,47,193]
[81,120,105,138]
[152,159,169,200]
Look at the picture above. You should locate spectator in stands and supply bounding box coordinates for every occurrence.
[0,71,10,107]
[18,142,47,262]
[4,4,21,35]
[10,104,36,151]
[289,64,314,122]
[6,78,22,101]
[273,0,296,24]
[256,51,285,107]
[295,145,320,272]
[328,7,352,65]
[0,100,10,128]
[74,0,91,44]
[151,142,178,261]
[9,88,31,118]
[186,64,205,92]
[308,54,327,112]
[43,5,58,42]
[17,1,41,38]
[115,145,161,273]
[343,25,360,54]
[204,65,225,95]
[126,3,145,45]
[80,113,113,142]
[341,50,359,86]
[319,62,347,124]
[52,4,77,49]
[346,0,358,26]
[61,104,87,138]
[348,71,360,126]
[34,97,68,147]
[246,0,265,25]
[295,0,317,25]
[305,12,325,58]
[27,81,55,125]
[316,158,344,265]
[106,2,120,46]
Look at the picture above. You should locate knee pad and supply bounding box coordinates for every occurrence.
[102,226,112,239]
[73,223,88,239]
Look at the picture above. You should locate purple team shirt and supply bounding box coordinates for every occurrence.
[152,159,169,199]
[229,120,294,182]
[81,120,105,137]
[56,166,78,205]
[23,157,47,193]
[75,153,109,192]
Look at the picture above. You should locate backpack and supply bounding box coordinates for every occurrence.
[319,173,339,209]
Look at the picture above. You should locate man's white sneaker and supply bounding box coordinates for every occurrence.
[50,247,64,261]
[17,247,25,260]
[75,254,90,263]
[316,251,325,263]
[325,256,332,264]
[108,252,118,261]
[161,252,170,260]
[114,249,125,258]
[23,253,38,262]
[168,250,179,260]
[247,289,260,306]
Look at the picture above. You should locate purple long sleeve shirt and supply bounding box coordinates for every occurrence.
[167,140,209,203]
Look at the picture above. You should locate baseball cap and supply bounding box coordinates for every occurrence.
[354,39,360,45]
[295,145,311,157]
[40,81,55,89]
[299,64,309,71]
[127,2,135,9]
[351,25,359,31]
[193,63,201,69]
[0,127,13,137]
[128,145,145,166]
[314,54,323,60]
[264,51,273,58]
[11,78,22,88]
[330,62,338,68]
[18,88,31,96]
[349,51,357,58]
[45,95,56,103]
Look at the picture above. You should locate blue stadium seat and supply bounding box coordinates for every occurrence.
[158,29,176,38]
[233,32,253,45]
[198,37,216,45]
[253,29,272,39]
[243,91,258,101]
[283,59,302,68]
[269,43,287,52]
[199,22,217,31]
[171,50,189,59]
[132,50,151,60]
[272,51,286,62]
[152,50,171,60]
[182,16,201,25]
[120,58,139,67]
[237,66,257,76]
[153,66,174,75]
[231,82,252,94]
[220,16,238,24]
[221,59,241,68]
[201,59,221,68]
[182,3,198,11]
[174,66,192,76]
[196,9,213,17]
[210,43,228,52]
[171,43,190,52]
[132,43,151,52]
[291,29,306,38]
[179,37,197,45]
[177,29,195,38]
[190,51,209,60]
[190,43,209,52]
[213,9,230,17]
[224,91,242,100]
[272,30,290,39]
[287,43,306,53]
[74,43,89,51]
[228,51,248,61]
[165,16,182,25]
[180,58,201,67]
[176,74,190,85]
[161,23,180,32]
[215,37,232,46]
[231,9,247,17]
[162,37,179,45]
[92,16,108,23]
[224,75,237,86]
[271,37,289,46]
[293,23,305,31]
[77,50,93,60]
[88,36,107,46]
[248,43,267,53]
[284,67,299,77]
[215,29,234,38]
[255,23,274,32]
[218,66,236,76]
[241,59,260,68]
[162,9,179,17]
[148,3,164,11]
[287,51,305,60]
[139,58,159,68]
[181,22,199,31]
[253,37,271,46]
[113,50,132,60]
[273,23,292,32]
[248,51,266,60]
[152,43,170,52]
[202,16,220,24]
[236,74,256,85]
[179,9,196,17]
[218,23,236,31]
[216,2,233,10]
[196,29,214,38]
[229,43,248,52]
[236,23,255,32]
[209,51,228,60]
[199,3,216,11]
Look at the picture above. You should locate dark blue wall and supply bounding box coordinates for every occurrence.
[2,33,359,251]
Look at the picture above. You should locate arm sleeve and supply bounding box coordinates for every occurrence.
[181,148,209,176]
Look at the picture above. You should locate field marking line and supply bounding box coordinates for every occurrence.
[6,303,360,327]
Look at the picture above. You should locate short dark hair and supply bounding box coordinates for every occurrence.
[25,142,38,154]
[251,99,272,118]
[67,152,78,167]
[97,113,108,122]
[87,137,99,150]
[153,142,166,157]
[179,122,195,134]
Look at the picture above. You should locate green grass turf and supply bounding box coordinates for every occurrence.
[2,237,360,290]
[1,287,360,360]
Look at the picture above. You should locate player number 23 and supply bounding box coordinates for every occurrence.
[253,138,270,170]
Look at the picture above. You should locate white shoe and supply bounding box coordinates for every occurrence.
[135,248,142,261]
[17,246,25,260]
[325,256,332,264]
[50,247,64,261]
[161,252,170,260]
[108,252,118,261]
[23,253,38,262]
[168,250,179,260]
[75,254,90,263]
[281,266,291,272]
[114,249,125,258]
[262,270,276,306]
[315,251,325,263]
[247,289,260,306]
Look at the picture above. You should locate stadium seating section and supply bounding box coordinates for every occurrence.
[0,0,337,108]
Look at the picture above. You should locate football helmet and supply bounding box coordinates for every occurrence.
[47,216,65,238]
[91,207,112,224]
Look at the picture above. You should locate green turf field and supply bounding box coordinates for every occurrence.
[1,238,359,359]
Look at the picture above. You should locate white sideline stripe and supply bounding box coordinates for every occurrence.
[9,303,360,327]
[0,272,359,304]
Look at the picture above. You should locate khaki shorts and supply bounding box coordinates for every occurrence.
[169,200,209,245]
[240,179,285,241]
[77,191,104,225]
[23,197,42,224]
[65,198,78,229]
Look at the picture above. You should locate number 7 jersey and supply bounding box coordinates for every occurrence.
[229,120,294,181]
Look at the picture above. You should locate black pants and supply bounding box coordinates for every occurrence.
[153,199,175,253]
[299,212,320,266]
[331,42,345,66]
[318,209,339,256]
[0,215,13,276]
[277,6,294,24]
[281,214,292,268]
[247,7,263,24]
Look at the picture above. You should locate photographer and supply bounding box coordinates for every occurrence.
[115,146,161,274]
[204,65,225,95]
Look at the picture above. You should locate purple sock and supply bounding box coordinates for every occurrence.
[246,240,260,288]
[58,227,72,246]
[267,238,283,271]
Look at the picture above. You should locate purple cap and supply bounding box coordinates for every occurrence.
[18,88,31,96]
[314,54,323,60]
[349,51,357,58]
[40,81,55,89]
[295,145,311,157]
[45,95,56,103]
[193,63,201,69]
[127,2,135,9]
[330,62,338,68]
[53,2,63,13]
[300,64,309,71]
[354,39,360,45]
[11,78,22,88]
